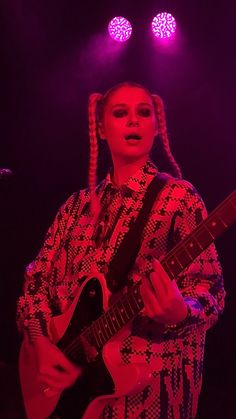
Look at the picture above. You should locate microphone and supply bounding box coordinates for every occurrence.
[0,168,13,179]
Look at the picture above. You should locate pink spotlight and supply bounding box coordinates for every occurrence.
[108,16,132,43]
[152,12,176,39]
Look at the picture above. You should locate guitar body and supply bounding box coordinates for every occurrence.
[20,275,150,419]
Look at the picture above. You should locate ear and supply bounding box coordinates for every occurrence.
[98,122,106,140]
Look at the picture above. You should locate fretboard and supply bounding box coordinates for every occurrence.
[82,282,143,350]
[161,189,236,279]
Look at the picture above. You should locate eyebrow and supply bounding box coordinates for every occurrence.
[111,102,152,109]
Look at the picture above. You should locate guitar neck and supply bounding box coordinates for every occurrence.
[82,282,143,350]
[161,189,236,279]
[81,189,236,351]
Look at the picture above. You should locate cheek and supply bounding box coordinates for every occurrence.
[145,122,158,138]
[103,120,125,140]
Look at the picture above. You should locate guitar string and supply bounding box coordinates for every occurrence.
[63,283,142,360]
[64,291,136,358]
[164,195,236,265]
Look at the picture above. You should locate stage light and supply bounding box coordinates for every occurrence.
[108,17,132,43]
[151,12,176,39]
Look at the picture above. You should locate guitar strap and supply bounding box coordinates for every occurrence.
[106,172,170,292]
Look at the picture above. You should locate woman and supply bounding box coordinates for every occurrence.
[17,82,225,418]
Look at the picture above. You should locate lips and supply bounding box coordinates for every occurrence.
[125,134,142,140]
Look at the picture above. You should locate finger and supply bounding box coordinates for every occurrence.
[153,259,172,283]
[54,362,81,376]
[39,364,80,384]
[145,271,158,297]
[151,269,180,300]
[39,370,79,389]
[52,349,81,375]
[151,259,172,294]
[140,277,161,318]
[39,366,81,381]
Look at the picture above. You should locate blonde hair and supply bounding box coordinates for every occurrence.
[88,92,102,219]
[151,94,182,179]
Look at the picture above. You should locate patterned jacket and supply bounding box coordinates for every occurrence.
[17,160,225,418]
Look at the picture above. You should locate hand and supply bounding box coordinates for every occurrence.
[33,336,81,398]
[140,259,188,325]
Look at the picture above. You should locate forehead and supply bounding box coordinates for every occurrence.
[106,86,153,107]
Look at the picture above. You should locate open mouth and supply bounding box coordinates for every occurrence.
[125,134,142,140]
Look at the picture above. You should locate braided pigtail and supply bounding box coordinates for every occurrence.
[152,94,182,179]
[88,93,103,219]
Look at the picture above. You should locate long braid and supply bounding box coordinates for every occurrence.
[152,94,182,179]
[88,93,102,219]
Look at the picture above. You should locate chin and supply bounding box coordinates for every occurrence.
[117,151,149,164]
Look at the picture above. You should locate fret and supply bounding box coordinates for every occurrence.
[115,300,130,324]
[160,260,174,279]
[231,194,236,206]
[164,237,203,278]
[108,308,121,332]
[97,316,110,344]
[215,215,228,228]
[129,286,143,312]
[185,236,203,255]
[174,255,184,269]
[201,223,214,239]
[90,322,103,348]
[165,255,184,277]
[122,295,135,318]
[207,196,236,232]
[176,247,193,267]
[165,228,214,278]
[112,305,124,329]
[126,293,137,314]
[120,298,131,322]
[94,317,107,346]
[63,339,77,359]
[105,310,117,335]
[83,329,94,347]
[206,214,228,236]
[194,225,214,248]
[101,314,113,338]
[183,243,200,264]
[218,205,235,226]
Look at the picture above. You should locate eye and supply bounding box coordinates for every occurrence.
[113,108,127,118]
[138,108,151,117]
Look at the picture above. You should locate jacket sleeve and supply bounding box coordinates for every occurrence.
[16,192,81,341]
[164,180,225,338]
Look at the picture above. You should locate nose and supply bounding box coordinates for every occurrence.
[127,120,139,127]
[127,111,139,127]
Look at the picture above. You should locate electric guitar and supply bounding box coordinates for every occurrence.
[19,189,236,419]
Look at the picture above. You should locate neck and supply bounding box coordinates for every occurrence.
[111,156,149,187]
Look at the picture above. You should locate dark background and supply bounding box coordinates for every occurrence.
[0,0,236,417]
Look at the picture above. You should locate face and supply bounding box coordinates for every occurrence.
[99,86,158,164]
